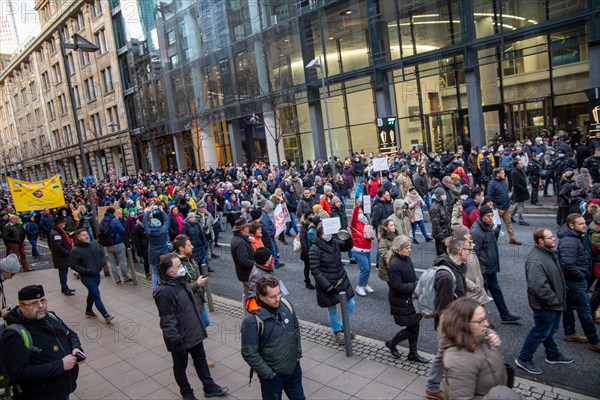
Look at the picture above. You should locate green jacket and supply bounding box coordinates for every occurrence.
[240,299,301,379]
[176,253,206,308]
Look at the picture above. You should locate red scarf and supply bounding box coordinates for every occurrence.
[57,226,74,248]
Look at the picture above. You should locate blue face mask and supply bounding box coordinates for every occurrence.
[441,195,447,202]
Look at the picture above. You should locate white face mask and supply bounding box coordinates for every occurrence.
[322,234,332,242]
[175,267,186,277]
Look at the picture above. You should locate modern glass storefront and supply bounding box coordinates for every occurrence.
[126,0,598,168]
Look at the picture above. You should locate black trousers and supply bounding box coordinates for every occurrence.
[171,341,216,396]
[530,179,539,204]
[435,239,446,256]
[390,323,419,346]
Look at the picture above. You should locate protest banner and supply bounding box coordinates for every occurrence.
[7,175,66,212]
[273,202,291,237]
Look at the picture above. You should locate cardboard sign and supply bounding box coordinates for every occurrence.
[322,217,341,235]
[362,195,372,214]
[273,202,291,237]
[372,157,389,172]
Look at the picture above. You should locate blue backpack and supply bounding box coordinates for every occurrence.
[500,154,513,170]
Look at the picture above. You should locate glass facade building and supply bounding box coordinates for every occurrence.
[127,0,600,169]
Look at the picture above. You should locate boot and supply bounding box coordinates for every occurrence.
[386,329,409,359]
[407,334,429,364]
[385,341,401,359]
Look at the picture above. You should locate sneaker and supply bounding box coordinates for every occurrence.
[145,273,151,281]
[589,342,600,352]
[85,311,98,319]
[424,389,445,400]
[545,354,574,364]
[425,237,434,242]
[501,315,521,324]
[413,239,420,244]
[123,277,133,283]
[305,281,315,290]
[104,314,115,324]
[518,221,530,226]
[334,331,345,345]
[275,262,285,268]
[515,358,542,374]
[564,334,588,343]
[182,394,198,400]
[62,290,75,296]
[204,386,229,397]
[364,285,374,294]
[115,280,122,284]
[207,267,215,272]
[211,253,220,259]
[207,359,215,368]
[349,259,357,265]
[355,286,367,296]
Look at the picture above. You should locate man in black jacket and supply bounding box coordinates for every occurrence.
[70,229,114,322]
[510,159,530,226]
[557,213,600,352]
[48,215,76,296]
[0,285,84,400]
[155,253,228,399]
[371,188,394,231]
[515,227,572,375]
[230,218,256,300]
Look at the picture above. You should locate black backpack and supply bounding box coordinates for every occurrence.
[97,219,115,246]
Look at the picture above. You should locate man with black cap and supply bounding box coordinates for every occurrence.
[48,215,76,295]
[0,285,84,400]
[471,205,521,324]
[230,218,256,302]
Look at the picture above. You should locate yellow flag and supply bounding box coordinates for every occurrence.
[7,175,66,212]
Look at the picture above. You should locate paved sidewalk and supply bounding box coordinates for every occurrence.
[2,269,592,400]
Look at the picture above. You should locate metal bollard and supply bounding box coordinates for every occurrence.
[126,247,138,285]
[338,291,353,357]
[100,245,111,277]
[200,264,215,312]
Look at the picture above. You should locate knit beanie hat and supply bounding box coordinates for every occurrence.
[479,205,493,218]
[254,247,273,265]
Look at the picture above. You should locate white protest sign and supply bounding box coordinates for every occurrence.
[322,217,341,235]
[362,195,372,214]
[273,202,291,237]
[372,157,389,172]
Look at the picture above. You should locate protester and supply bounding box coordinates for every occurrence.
[2,214,30,272]
[48,215,76,296]
[349,197,374,296]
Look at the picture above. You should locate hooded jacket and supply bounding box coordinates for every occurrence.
[377,225,398,282]
[557,224,591,281]
[0,307,82,400]
[309,235,354,308]
[143,211,171,265]
[387,198,412,238]
[69,238,106,277]
[524,244,566,311]
[371,196,394,230]
[470,218,500,274]
[461,198,480,228]
[349,205,372,250]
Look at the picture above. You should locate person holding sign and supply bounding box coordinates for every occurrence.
[350,198,374,297]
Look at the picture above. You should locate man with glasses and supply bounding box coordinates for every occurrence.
[154,253,228,400]
[0,285,84,400]
[470,205,521,325]
[515,228,572,375]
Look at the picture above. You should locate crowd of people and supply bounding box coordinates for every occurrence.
[1,128,600,399]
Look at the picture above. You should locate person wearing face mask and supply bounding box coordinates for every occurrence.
[462,187,484,228]
[526,153,543,206]
[155,254,229,399]
[430,187,452,255]
[582,146,600,184]
[479,151,494,192]
[350,198,374,296]
[351,153,365,179]
[309,223,354,345]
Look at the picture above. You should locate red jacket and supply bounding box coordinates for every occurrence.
[320,196,331,213]
[350,205,372,250]
[367,178,381,198]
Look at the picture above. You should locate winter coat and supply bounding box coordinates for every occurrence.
[155,274,206,352]
[387,254,421,327]
[329,204,348,230]
[178,253,206,309]
[69,239,106,277]
[367,178,382,198]
[464,249,491,305]
[467,152,479,174]
[182,220,208,261]
[143,211,171,266]
[371,197,394,230]
[169,214,184,241]
[48,227,73,269]
[487,178,511,210]
[510,167,530,202]
[349,205,372,250]
[430,198,452,241]
[102,214,126,245]
[405,193,425,222]
[247,263,276,299]
[461,198,480,229]
[231,231,255,283]
[285,191,298,213]
[377,226,398,282]
[309,235,354,308]
[432,253,467,319]
[442,338,507,400]
[2,223,25,244]
[296,196,316,219]
[387,199,412,238]
[557,225,591,281]
[24,220,39,241]
[39,214,54,234]
[299,223,311,262]
[413,173,429,197]
[133,220,149,258]
[241,299,301,379]
[0,307,82,400]
[470,218,500,275]
[525,245,566,311]
[342,165,355,188]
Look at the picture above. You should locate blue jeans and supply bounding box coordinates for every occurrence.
[483,273,510,319]
[327,297,355,333]
[28,238,40,257]
[411,220,429,241]
[202,246,210,267]
[563,279,600,343]
[270,239,282,267]
[81,275,108,316]
[150,262,159,291]
[518,309,562,362]
[199,303,210,327]
[260,361,305,400]
[86,226,94,240]
[285,213,299,236]
[423,194,431,211]
[353,251,371,287]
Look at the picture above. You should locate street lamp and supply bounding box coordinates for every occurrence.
[58,26,100,232]
[305,56,335,174]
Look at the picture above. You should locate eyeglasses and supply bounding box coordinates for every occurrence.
[460,247,473,253]
[470,317,488,325]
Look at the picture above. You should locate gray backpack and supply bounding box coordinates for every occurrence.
[413,265,456,318]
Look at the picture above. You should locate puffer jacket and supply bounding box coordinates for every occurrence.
[387,254,421,327]
[377,226,398,282]
[387,199,412,238]
[309,235,354,308]
[470,218,500,274]
[182,220,208,261]
[143,211,171,265]
[1,307,82,400]
[430,198,452,241]
[525,244,566,311]
[442,337,507,400]
[462,198,480,228]
[70,239,106,277]
[155,273,206,352]
[371,197,394,230]
[241,299,301,379]
[557,224,591,281]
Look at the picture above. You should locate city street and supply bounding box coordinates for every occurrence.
[11,213,599,398]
